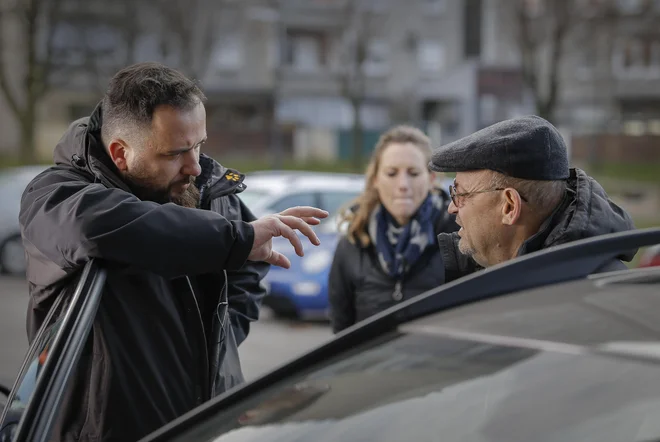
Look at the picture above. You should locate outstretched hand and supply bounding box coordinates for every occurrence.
[248,206,329,268]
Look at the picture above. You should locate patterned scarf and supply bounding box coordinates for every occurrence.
[368,193,444,279]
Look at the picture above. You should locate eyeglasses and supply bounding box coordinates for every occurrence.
[449,183,527,208]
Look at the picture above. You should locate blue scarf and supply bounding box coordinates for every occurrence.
[369,193,443,279]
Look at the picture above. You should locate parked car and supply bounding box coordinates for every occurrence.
[3,226,660,442]
[237,171,363,318]
[0,165,48,276]
[238,170,365,218]
[262,222,341,320]
[262,179,455,320]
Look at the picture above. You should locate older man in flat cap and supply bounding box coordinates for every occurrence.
[430,115,637,282]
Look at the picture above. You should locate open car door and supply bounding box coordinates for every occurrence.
[0,260,106,442]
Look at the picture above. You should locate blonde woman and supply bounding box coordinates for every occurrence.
[328,125,459,333]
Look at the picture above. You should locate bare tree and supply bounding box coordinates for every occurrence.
[510,0,648,124]
[151,0,240,81]
[512,0,576,123]
[337,0,376,169]
[0,0,64,163]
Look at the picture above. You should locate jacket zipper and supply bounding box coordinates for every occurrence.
[184,277,211,404]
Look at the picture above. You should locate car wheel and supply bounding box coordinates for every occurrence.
[0,236,26,276]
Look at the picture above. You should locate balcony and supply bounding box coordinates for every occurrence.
[277,66,343,96]
[613,76,660,99]
[279,0,348,28]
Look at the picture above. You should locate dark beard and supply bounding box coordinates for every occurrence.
[125,175,201,208]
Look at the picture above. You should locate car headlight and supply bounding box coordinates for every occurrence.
[301,249,333,274]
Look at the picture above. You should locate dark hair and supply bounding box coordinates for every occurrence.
[101,62,206,145]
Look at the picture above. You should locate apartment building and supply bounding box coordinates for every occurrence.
[2,0,657,161]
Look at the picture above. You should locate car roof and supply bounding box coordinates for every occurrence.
[0,165,48,181]
[243,171,365,194]
[404,267,660,358]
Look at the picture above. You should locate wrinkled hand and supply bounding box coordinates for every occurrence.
[248,206,329,268]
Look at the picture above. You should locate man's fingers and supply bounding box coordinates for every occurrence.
[266,250,291,268]
[277,219,305,256]
[278,215,320,247]
[301,216,321,225]
[279,206,329,220]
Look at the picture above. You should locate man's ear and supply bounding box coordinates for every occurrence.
[107,139,130,172]
[501,188,523,226]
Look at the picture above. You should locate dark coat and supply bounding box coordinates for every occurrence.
[19,104,269,441]
[328,191,459,333]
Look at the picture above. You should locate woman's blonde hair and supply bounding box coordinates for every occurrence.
[339,125,433,247]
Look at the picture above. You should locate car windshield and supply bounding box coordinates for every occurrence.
[237,189,271,210]
[168,331,660,442]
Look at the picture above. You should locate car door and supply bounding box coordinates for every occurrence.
[0,260,106,442]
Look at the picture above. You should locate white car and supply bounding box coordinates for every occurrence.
[0,165,48,275]
[239,170,366,219]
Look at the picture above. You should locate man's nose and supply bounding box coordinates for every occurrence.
[448,199,458,214]
[182,153,202,177]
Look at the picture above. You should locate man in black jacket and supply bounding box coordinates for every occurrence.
[19,62,327,441]
[429,115,636,282]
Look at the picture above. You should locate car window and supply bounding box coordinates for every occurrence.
[166,332,660,442]
[318,191,360,216]
[269,193,317,214]
[0,298,66,440]
[237,189,271,211]
[0,260,105,442]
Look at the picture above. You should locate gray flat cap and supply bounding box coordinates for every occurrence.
[429,115,570,181]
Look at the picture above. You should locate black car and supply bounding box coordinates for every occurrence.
[2,228,660,442]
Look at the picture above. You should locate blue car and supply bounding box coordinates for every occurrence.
[260,178,455,321]
[262,228,339,320]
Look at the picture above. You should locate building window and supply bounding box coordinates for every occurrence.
[362,39,390,77]
[612,36,660,78]
[576,45,598,79]
[359,0,391,13]
[285,30,327,71]
[616,0,645,14]
[418,40,445,73]
[623,120,646,136]
[422,0,447,15]
[213,34,243,71]
[463,0,482,58]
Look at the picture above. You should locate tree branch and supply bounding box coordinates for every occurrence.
[544,1,571,118]
[0,7,22,119]
[514,0,541,104]
[37,0,66,98]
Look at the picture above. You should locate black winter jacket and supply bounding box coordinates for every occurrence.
[328,192,459,333]
[19,104,269,441]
